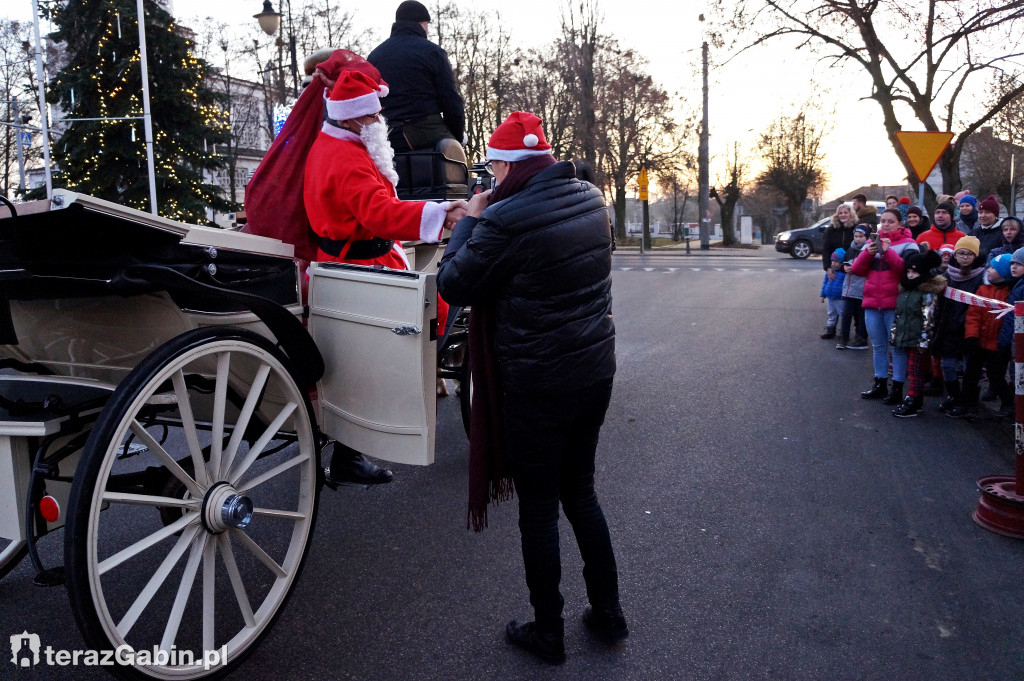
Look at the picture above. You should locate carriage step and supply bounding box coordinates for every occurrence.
[33,566,65,587]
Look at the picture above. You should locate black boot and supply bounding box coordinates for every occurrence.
[583,604,629,643]
[327,443,393,485]
[938,381,960,413]
[882,381,904,406]
[820,326,836,339]
[861,378,888,399]
[893,394,924,418]
[505,620,565,665]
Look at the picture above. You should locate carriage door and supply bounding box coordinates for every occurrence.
[308,262,437,466]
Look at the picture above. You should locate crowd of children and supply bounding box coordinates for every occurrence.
[819,194,1021,419]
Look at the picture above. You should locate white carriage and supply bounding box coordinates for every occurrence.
[0,190,467,680]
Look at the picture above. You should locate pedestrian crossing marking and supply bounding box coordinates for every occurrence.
[643,267,655,272]
[690,268,700,271]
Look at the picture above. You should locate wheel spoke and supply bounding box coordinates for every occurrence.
[160,531,208,654]
[98,513,198,576]
[116,525,200,638]
[217,533,255,628]
[220,364,271,477]
[227,401,298,485]
[210,352,230,480]
[229,528,286,578]
[172,370,210,489]
[252,508,307,521]
[129,421,203,498]
[202,531,217,654]
[236,452,310,493]
[102,492,199,510]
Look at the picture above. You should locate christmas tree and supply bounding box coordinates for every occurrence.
[45,0,231,223]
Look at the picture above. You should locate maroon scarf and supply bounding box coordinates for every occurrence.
[466,153,556,531]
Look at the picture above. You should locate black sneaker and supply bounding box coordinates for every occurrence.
[846,338,869,350]
[583,605,629,643]
[835,342,847,350]
[505,620,565,665]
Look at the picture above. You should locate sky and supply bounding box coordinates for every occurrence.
[11,0,912,200]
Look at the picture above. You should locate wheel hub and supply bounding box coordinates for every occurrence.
[202,481,254,533]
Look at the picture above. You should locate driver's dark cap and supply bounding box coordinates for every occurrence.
[396,1,431,22]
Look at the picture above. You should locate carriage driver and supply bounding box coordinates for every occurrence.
[304,69,467,485]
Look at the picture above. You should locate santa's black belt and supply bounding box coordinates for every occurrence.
[315,234,395,260]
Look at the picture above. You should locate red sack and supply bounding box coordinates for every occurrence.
[242,50,383,261]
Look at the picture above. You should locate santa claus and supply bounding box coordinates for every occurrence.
[304,69,466,486]
[305,70,463,268]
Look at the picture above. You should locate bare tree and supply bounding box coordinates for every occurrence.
[711,143,745,246]
[0,19,40,200]
[755,111,829,231]
[727,0,1024,202]
[594,44,679,239]
[560,0,601,169]
[433,3,511,162]
[504,46,578,160]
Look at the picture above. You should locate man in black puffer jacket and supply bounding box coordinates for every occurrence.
[438,112,624,666]
[367,1,465,152]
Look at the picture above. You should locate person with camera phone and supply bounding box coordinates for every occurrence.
[851,208,920,402]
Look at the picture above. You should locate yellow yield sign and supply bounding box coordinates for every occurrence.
[895,131,954,182]
[638,165,649,201]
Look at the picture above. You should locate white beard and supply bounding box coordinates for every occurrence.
[360,117,400,187]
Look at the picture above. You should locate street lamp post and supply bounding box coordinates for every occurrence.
[254,0,299,102]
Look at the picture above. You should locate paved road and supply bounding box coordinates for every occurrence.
[3,248,1022,680]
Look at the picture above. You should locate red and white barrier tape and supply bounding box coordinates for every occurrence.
[944,287,1014,318]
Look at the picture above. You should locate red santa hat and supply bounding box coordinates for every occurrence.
[486,111,552,162]
[324,70,389,121]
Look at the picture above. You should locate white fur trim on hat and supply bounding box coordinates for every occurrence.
[378,84,390,98]
[485,145,553,162]
[324,87,382,121]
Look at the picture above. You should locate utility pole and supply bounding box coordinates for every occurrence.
[698,23,710,250]
[12,100,27,197]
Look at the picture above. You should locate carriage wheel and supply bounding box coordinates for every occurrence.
[65,327,320,680]
[0,537,27,581]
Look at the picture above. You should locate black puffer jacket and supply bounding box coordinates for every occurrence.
[437,162,615,395]
[367,21,465,140]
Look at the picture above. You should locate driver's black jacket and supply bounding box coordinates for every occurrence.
[436,161,615,395]
[367,21,465,141]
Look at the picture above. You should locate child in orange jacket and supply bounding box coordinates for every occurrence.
[949,253,1015,418]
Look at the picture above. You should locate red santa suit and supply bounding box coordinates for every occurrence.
[304,70,449,329]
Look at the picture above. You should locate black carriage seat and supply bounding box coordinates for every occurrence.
[394,138,469,201]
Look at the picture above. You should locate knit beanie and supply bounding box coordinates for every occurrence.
[898,197,911,205]
[959,195,977,209]
[396,0,431,22]
[935,201,956,217]
[907,206,924,218]
[980,195,1001,214]
[990,253,1013,279]
[853,224,871,237]
[954,235,981,256]
[1013,247,1024,268]
[831,247,846,261]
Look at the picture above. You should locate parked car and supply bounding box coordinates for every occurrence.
[775,217,828,259]
[775,201,886,259]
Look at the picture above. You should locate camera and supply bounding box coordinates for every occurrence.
[468,162,494,197]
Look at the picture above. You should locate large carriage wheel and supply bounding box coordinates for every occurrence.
[65,327,320,680]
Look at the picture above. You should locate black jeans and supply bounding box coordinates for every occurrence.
[839,296,865,343]
[387,113,454,152]
[962,345,1012,406]
[503,379,619,630]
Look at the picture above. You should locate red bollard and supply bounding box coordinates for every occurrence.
[974,301,1024,538]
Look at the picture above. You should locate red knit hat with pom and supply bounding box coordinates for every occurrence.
[486,111,552,162]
